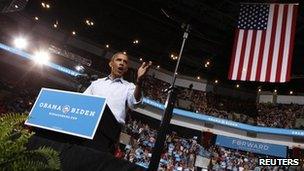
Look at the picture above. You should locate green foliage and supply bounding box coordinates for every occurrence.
[0,113,61,170]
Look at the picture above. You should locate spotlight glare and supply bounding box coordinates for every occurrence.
[274,89,277,93]
[215,80,218,84]
[290,91,293,95]
[13,37,28,50]
[197,76,200,80]
[236,84,240,88]
[14,5,18,8]
[33,50,50,65]
[156,65,160,69]
[133,40,139,44]
[139,58,143,61]
[46,4,50,8]
[75,65,84,72]
[123,51,127,55]
[34,16,39,21]
[105,44,109,48]
[72,31,76,35]
[258,88,261,92]
[41,2,45,7]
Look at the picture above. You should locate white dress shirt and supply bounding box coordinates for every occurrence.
[83,76,141,124]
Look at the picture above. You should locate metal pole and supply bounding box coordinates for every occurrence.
[148,24,190,171]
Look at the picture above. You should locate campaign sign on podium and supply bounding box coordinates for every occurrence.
[25,88,106,139]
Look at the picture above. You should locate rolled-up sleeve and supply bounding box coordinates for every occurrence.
[127,83,142,110]
[83,83,93,95]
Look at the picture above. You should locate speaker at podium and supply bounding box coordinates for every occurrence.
[25,88,144,171]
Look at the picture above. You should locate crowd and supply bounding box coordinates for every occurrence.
[257,103,304,129]
[1,74,304,129]
[0,78,37,115]
[142,75,304,129]
[119,118,301,170]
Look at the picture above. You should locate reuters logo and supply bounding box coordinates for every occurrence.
[62,105,70,114]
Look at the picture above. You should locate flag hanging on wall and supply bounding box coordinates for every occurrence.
[228,3,298,83]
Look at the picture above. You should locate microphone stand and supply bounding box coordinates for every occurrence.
[148,24,190,171]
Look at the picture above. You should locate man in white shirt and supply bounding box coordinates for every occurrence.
[83,52,151,152]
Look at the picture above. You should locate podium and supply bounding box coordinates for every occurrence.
[31,105,121,153]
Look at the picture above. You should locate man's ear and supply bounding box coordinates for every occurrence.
[109,61,112,68]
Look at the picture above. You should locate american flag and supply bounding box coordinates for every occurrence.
[228,3,298,83]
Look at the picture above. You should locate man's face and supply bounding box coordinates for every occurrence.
[109,54,128,78]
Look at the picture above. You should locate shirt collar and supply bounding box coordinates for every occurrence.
[106,75,123,83]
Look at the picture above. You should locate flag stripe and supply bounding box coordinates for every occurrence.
[260,4,275,82]
[237,31,248,80]
[255,31,267,81]
[265,4,279,82]
[228,30,240,79]
[241,31,253,80]
[270,4,284,82]
[275,5,288,82]
[232,30,244,80]
[280,4,294,82]
[286,5,298,81]
[250,31,262,81]
[246,31,257,80]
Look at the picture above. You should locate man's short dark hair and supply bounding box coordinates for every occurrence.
[111,52,128,62]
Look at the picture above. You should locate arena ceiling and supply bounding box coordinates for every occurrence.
[4,0,304,93]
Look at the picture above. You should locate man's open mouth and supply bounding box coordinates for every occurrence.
[117,67,124,73]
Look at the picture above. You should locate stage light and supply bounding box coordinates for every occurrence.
[139,58,143,61]
[156,65,160,69]
[53,24,58,28]
[34,16,39,21]
[197,76,200,80]
[204,59,212,68]
[123,51,127,55]
[170,53,178,60]
[72,31,76,35]
[236,84,240,88]
[14,5,18,9]
[33,50,50,65]
[215,80,218,84]
[85,19,94,26]
[290,91,293,95]
[258,88,261,92]
[133,39,139,44]
[75,65,84,72]
[13,37,28,50]
[105,44,109,48]
[274,89,277,93]
[41,2,50,9]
